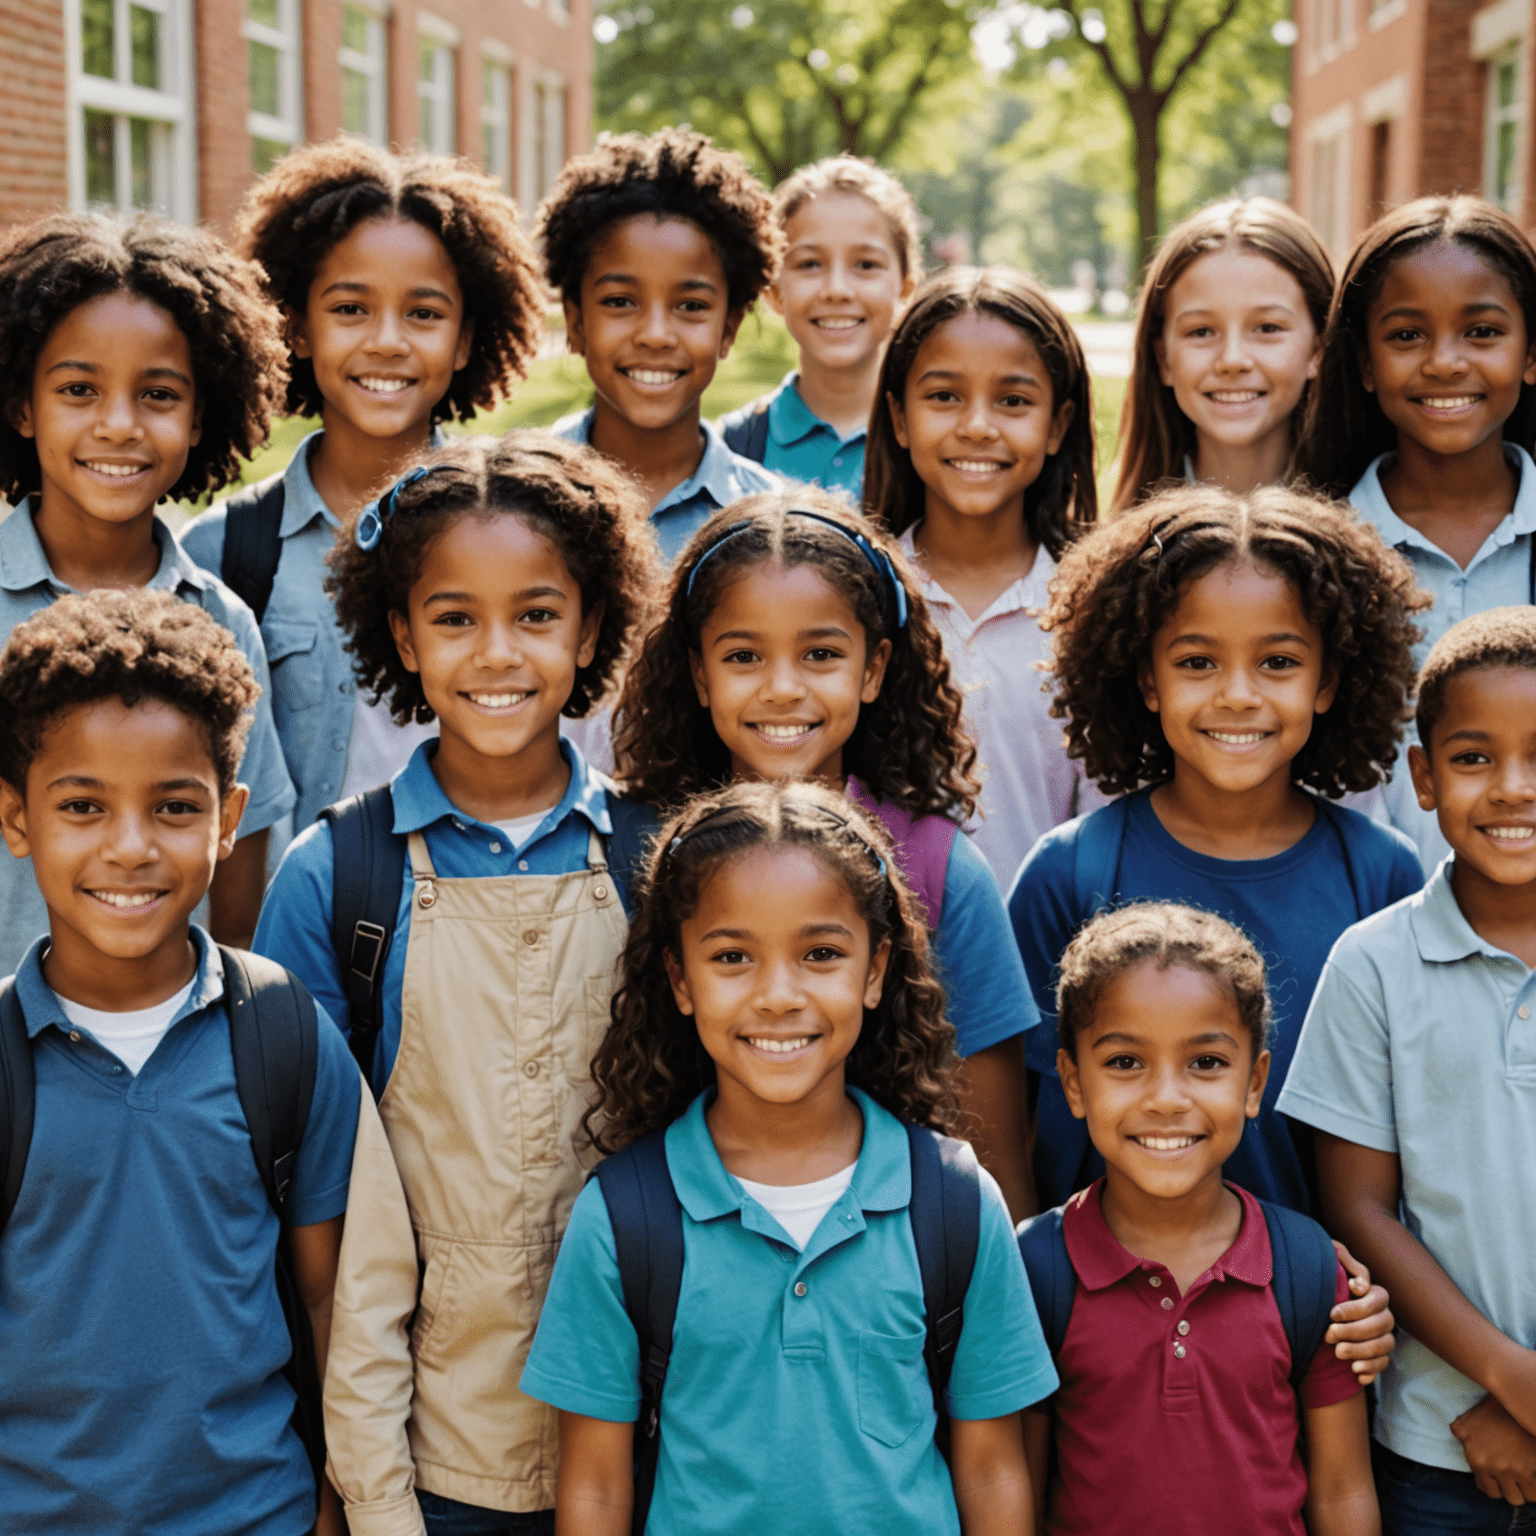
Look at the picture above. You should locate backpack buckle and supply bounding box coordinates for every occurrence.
[273,1148,296,1207]
[348,921,388,985]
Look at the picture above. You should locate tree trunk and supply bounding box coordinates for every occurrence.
[1129,91,1162,270]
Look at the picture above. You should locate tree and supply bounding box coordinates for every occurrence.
[593,0,985,184]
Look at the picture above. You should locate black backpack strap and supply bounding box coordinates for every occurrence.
[318,785,404,1085]
[219,472,287,624]
[722,399,771,462]
[0,978,35,1232]
[220,946,326,1493]
[1260,1199,1341,1393]
[1016,1205,1077,1359]
[906,1124,981,1413]
[602,788,660,914]
[594,1131,684,1536]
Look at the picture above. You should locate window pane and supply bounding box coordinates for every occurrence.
[130,116,157,209]
[420,40,436,82]
[250,38,281,116]
[247,0,280,26]
[342,5,370,54]
[130,4,160,91]
[252,135,288,174]
[1498,58,1518,111]
[483,63,495,107]
[420,97,433,146]
[1498,120,1518,204]
[342,66,370,134]
[82,0,114,79]
[483,121,495,168]
[84,107,116,204]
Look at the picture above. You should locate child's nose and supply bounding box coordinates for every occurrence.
[368,308,409,353]
[95,391,143,440]
[760,657,806,701]
[636,301,676,348]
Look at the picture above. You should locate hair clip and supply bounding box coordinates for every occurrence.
[354,464,460,552]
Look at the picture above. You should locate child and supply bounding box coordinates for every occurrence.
[0,589,362,1535]
[255,432,660,1536]
[613,488,1039,1218]
[1010,485,1424,1251]
[1303,195,1536,873]
[1279,607,1536,1534]
[1020,903,1378,1536]
[718,155,921,496]
[522,780,1057,1534]
[1113,198,1333,510]
[182,140,545,846]
[0,212,296,970]
[864,265,1105,884]
[536,127,784,562]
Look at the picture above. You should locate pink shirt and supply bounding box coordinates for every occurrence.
[900,529,1108,889]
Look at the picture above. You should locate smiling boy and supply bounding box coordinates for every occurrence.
[1280,607,1536,1534]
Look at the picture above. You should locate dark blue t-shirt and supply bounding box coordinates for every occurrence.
[1007,788,1423,1212]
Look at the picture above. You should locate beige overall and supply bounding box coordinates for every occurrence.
[323,827,627,1532]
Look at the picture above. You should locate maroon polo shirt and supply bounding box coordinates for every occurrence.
[1043,1179,1357,1536]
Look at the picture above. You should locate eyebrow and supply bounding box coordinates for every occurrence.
[914,366,1040,387]
[45,773,210,792]
[421,585,569,605]
[1378,300,1512,323]
[319,279,455,303]
[712,624,852,643]
[591,272,720,293]
[1089,1028,1241,1049]
[1441,727,1493,743]
[1167,630,1310,646]
[697,922,855,942]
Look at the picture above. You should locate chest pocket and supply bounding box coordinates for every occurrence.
[856,1327,929,1447]
[263,619,325,713]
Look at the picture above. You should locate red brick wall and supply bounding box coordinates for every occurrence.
[304,1,343,145]
[0,0,68,224]
[1418,0,1482,194]
[196,0,252,232]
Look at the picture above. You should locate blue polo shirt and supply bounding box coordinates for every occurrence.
[522,1088,1056,1534]
[0,927,360,1535]
[1278,860,1536,1473]
[715,371,866,497]
[255,738,644,1092]
[0,502,296,977]
[553,410,781,562]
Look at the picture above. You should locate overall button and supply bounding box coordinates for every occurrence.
[518,860,529,871]
[1148,1275,1161,1288]
[1174,1343,1187,1359]
[418,882,437,909]
[1160,1297,1174,1311]
[593,884,609,903]
[1177,1320,1190,1336]
[524,1060,541,1078]
[523,929,540,946]
[793,1281,808,1298]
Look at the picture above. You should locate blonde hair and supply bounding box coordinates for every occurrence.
[773,155,924,281]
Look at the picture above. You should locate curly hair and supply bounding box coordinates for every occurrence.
[0,212,286,504]
[535,127,783,313]
[1056,902,1271,1060]
[864,267,1097,559]
[612,488,979,818]
[1416,605,1536,746]
[585,779,959,1152]
[236,137,544,422]
[1301,196,1536,498]
[773,155,924,282]
[1045,482,1429,796]
[327,431,659,724]
[1114,198,1334,512]
[0,589,258,796]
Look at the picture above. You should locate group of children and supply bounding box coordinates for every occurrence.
[0,119,1533,1536]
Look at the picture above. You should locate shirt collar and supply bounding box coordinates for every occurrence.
[386,736,613,838]
[897,525,1056,619]
[1061,1177,1273,1290]
[1408,855,1509,963]
[664,1086,913,1223]
[12,925,225,1040]
[0,499,207,596]
[280,424,450,540]
[767,371,857,448]
[1351,445,1536,554]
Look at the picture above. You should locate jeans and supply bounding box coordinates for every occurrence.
[416,1490,556,1536]
[1375,1440,1536,1534]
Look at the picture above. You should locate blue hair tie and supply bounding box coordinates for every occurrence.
[354,464,462,552]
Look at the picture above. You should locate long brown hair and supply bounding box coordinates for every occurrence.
[1113,198,1335,512]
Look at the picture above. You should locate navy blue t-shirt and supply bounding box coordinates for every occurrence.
[1007,788,1423,1212]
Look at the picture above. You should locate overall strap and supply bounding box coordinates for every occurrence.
[603,789,659,908]
[1260,1199,1340,1393]
[594,1131,683,1536]
[584,826,609,873]
[219,473,287,623]
[1070,797,1130,917]
[1016,1205,1077,1358]
[0,978,35,1232]
[319,785,405,1084]
[906,1124,981,1411]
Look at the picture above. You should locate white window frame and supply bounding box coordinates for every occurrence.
[1305,103,1353,259]
[244,0,302,166]
[417,12,458,154]
[480,42,514,191]
[64,0,196,220]
[519,68,567,211]
[1485,44,1525,211]
[339,2,389,146]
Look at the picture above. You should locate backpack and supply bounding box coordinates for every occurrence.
[219,472,287,624]
[1016,1197,1339,1394]
[845,778,958,929]
[721,401,771,463]
[319,781,658,1083]
[0,948,328,1493]
[594,1121,980,1536]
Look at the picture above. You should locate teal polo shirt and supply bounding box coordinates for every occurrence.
[717,371,866,498]
[522,1088,1056,1534]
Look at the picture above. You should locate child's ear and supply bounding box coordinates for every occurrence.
[886,392,910,451]
[388,609,421,674]
[1153,336,1173,388]
[1408,742,1438,812]
[0,779,32,860]
[11,397,35,441]
[719,306,748,361]
[764,283,785,318]
[664,950,695,1016]
[689,649,711,709]
[1057,1048,1088,1121]
[1137,654,1160,714]
[1313,663,1339,717]
[1245,1047,1271,1120]
[453,317,475,374]
[1524,331,1536,388]
[1358,345,1376,394]
[216,784,250,860]
[285,304,312,361]
[860,637,893,703]
[576,599,605,671]
[563,297,586,357]
[863,935,891,1010]
[1046,398,1076,457]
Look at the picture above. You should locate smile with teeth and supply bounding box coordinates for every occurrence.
[622,367,684,386]
[1133,1133,1202,1150]
[467,690,532,709]
[751,722,817,741]
[747,1035,816,1054]
[353,375,415,394]
[1484,825,1536,841]
[1204,729,1269,744]
[88,889,163,911]
[812,317,862,330]
[947,459,1008,474]
[1417,395,1480,410]
[81,460,149,478]
[1208,390,1263,403]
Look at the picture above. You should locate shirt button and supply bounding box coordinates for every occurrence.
[1521,1006,1531,1019]
[1160,1297,1174,1311]
[524,1060,540,1078]
[69,1030,81,1043]
[112,1064,123,1074]
[523,929,540,946]
[518,860,529,871]
[1174,1343,1187,1358]
[489,841,502,853]
[1177,1320,1191,1336]
[794,1281,808,1297]
[1148,1276,1161,1288]
[453,819,466,831]
[833,456,843,467]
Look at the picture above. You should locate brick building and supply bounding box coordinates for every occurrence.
[0,0,592,230]
[1290,0,1531,256]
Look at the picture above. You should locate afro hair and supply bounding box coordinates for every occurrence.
[1416,606,1536,746]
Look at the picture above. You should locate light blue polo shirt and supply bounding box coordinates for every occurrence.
[553,409,781,562]
[715,371,866,497]
[522,1088,1056,1534]
[254,738,644,1092]
[1277,860,1536,1473]
[0,502,296,977]
[0,926,360,1534]
[1351,445,1536,870]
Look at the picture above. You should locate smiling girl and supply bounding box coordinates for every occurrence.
[182,140,545,851]
[1303,196,1536,869]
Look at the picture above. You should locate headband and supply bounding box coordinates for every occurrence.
[665,800,889,882]
[354,464,464,552]
[684,510,909,629]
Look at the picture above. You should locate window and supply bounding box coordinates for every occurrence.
[1307,118,1351,256]
[418,37,457,153]
[520,71,566,207]
[1487,46,1523,212]
[1313,0,1354,56]
[245,0,301,174]
[340,3,387,145]
[1368,120,1390,217]
[481,57,512,190]
[69,0,193,218]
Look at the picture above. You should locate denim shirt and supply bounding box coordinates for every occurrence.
[0,502,296,977]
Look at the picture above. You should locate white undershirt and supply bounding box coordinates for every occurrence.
[494,806,558,854]
[339,693,439,801]
[58,978,195,1076]
[735,1163,858,1250]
